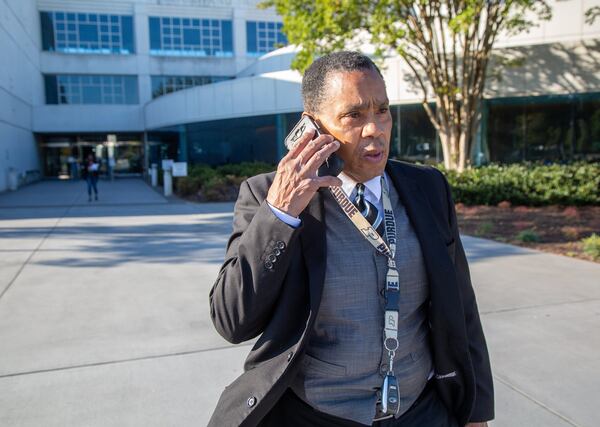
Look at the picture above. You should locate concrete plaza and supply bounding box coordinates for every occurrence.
[0,179,598,427]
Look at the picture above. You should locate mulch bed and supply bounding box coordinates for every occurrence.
[455,204,600,263]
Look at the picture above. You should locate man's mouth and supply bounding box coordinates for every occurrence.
[364,151,384,163]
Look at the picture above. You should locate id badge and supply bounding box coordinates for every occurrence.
[381,373,400,415]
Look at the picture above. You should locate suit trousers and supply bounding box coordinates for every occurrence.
[259,381,459,427]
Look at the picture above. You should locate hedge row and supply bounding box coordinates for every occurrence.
[176,162,275,201]
[439,162,600,206]
[176,161,600,205]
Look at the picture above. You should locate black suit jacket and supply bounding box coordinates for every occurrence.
[208,160,494,426]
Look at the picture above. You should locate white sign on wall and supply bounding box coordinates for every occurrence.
[172,162,188,177]
[162,159,174,170]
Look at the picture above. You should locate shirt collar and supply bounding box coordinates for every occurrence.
[338,171,386,203]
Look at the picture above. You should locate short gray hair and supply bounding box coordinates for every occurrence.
[301,51,383,113]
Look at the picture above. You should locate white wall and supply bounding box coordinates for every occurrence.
[0,0,42,192]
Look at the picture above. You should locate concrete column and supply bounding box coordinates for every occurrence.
[232,8,247,73]
[134,3,152,105]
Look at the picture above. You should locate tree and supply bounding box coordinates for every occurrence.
[263,0,551,172]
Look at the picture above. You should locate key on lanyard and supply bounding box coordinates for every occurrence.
[382,373,400,415]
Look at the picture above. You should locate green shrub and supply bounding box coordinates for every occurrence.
[175,162,275,201]
[582,233,600,260]
[516,229,540,243]
[439,162,600,206]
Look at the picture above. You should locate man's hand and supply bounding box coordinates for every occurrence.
[466,423,488,427]
[267,129,342,217]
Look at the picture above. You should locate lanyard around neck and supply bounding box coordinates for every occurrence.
[328,177,396,263]
[329,176,402,416]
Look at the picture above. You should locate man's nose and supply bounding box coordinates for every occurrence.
[362,115,385,139]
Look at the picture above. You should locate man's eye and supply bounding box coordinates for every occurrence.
[378,107,389,114]
[345,112,360,119]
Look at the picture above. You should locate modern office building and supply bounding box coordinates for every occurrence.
[1,0,599,192]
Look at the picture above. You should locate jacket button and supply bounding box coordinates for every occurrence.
[287,351,294,362]
[247,396,257,407]
[264,261,274,270]
[267,254,277,263]
[276,241,285,250]
[273,248,281,256]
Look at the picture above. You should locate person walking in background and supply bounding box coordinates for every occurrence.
[81,154,99,202]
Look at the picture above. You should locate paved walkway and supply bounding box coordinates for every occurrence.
[0,179,598,427]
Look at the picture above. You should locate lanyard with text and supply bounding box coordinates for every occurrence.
[329,177,401,416]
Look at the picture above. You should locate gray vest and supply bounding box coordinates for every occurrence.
[292,181,432,426]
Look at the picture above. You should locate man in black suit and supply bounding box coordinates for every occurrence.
[209,51,493,427]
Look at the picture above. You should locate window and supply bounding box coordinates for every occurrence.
[151,75,233,98]
[487,94,600,163]
[40,11,134,54]
[44,75,138,105]
[148,16,233,57]
[246,21,286,56]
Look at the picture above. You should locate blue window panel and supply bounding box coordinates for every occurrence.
[183,18,190,26]
[149,17,161,50]
[82,86,101,104]
[277,32,287,45]
[173,18,180,26]
[56,23,64,30]
[44,75,58,104]
[202,19,209,26]
[68,23,76,31]
[57,33,65,41]
[258,22,265,30]
[246,21,257,53]
[111,25,119,32]
[222,21,233,53]
[68,34,76,42]
[164,27,171,35]
[79,24,98,42]
[89,15,97,22]
[124,77,138,104]
[40,12,55,51]
[111,15,118,23]
[121,16,134,53]
[173,37,181,45]
[67,13,75,20]
[56,12,64,20]
[162,17,170,25]
[192,19,199,26]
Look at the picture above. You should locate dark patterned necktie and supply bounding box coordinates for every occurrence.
[354,183,382,231]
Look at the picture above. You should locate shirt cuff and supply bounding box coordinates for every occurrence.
[267,202,302,228]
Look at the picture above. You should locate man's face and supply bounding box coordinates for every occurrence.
[312,69,392,182]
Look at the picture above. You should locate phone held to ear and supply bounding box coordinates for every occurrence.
[284,115,345,177]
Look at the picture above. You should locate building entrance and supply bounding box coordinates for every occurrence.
[39,134,144,178]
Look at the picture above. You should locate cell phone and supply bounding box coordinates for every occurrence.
[284,115,345,177]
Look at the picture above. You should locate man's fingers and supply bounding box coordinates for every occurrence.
[284,129,315,160]
[299,133,334,163]
[303,139,340,173]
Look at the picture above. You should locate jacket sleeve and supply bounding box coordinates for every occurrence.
[209,178,303,344]
[440,172,495,422]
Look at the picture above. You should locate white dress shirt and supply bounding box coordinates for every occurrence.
[267,172,388,228]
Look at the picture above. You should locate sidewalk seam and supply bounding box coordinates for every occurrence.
[494,374,582,427]
[0,206,71,301]
[481,298,600,315]
[0,343,254,379]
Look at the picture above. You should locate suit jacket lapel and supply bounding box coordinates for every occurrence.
[385,162,457,297]
[299,190,327,312]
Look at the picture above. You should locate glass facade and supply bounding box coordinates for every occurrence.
[151,75,233,98]
[246,21,287,56]
[150,93,599,168]
[39,134,143,178]
[487,94,600,163]
[148,16,233,57]
[40,11,134,54]
[45,75,139,105]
